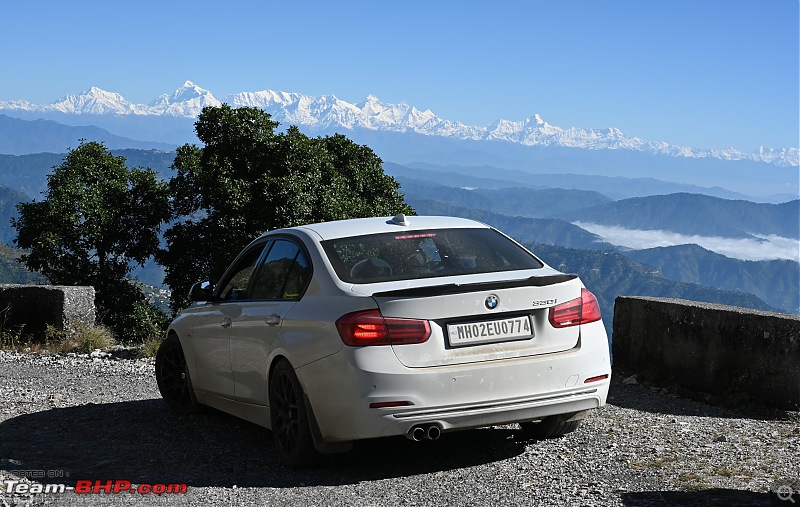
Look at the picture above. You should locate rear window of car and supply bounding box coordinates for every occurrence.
[321,228,544,284]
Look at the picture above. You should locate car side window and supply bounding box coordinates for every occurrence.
[282,249,310,299]
[250,239,311,300]
[217,243,268,301]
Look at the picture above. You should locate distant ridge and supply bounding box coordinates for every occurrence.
[565,193,800,240]
[0,114,176,155]
[623,243,799,313]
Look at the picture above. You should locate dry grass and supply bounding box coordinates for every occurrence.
[140,336,163,358]
[1,322,116,355]
[0,319,166,358]
[51,323,116,354]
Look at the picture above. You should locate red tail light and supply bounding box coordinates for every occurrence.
[336,310,431,346]
[548,288,602,328]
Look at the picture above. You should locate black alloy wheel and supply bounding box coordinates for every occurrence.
[155,334,201,414]
[269,359,323,468]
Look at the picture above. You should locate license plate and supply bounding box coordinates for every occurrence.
[447,316,533,347]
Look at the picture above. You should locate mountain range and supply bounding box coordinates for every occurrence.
[1,81,796,167]
[527,242,776,333]
[564,193,800,240]
[388,161,774,202]
[622,244,799,313]
[0,114,175,155]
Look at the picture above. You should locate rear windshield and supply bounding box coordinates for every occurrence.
[321,228,543,284]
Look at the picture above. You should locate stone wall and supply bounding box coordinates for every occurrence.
[0,284,95,337]
[613,296,800,411]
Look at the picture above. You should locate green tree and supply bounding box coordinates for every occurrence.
[160,105,413,310]
[12,141,170,341]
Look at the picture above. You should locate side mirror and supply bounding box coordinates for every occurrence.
[189,280,215,302]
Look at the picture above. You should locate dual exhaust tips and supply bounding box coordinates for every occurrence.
[406,424,442,442]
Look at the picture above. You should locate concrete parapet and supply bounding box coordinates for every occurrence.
[0,284,95,337]
[613,296,800,411]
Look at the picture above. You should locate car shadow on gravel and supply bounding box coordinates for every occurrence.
[607,373,796,421]
[0,399,529,488]
[621,488,784,506]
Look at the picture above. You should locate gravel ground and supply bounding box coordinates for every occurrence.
[0,350,797,506]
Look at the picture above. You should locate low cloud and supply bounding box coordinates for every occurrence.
[574,222,800,262]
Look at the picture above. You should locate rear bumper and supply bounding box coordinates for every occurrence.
[389,385,603,426]
[297,320,611,442]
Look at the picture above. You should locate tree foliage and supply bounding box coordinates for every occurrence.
[12,141,170,340]
[160,105,413,310]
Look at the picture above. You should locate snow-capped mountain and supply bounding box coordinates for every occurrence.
[150,81,222,117]
[3,87,144,116]
[1,81,796,167]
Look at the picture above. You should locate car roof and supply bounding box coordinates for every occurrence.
[281,215,489,241]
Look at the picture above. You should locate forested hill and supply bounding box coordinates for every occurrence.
[564,193,800,239]
[409,198,612,250]
[397,176,612,218]
[0,114,175,155]
[527,242,775,335]
[0,243,45,284]
[0,150,176,197]
[0,184,29,244]
[623,244,799,313]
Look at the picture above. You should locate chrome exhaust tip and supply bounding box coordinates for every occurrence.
[426,425,441,441]
[407,426,426,442]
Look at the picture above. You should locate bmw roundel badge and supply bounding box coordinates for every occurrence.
[485,294,499,310]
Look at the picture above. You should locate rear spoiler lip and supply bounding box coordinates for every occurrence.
[371,274,578,298]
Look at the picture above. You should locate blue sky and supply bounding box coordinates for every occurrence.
[1,0,797,152]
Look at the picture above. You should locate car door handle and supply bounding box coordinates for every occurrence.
[265,314,281,326]
[220,317,232,328]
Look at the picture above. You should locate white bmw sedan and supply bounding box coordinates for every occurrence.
[156,215,611,467]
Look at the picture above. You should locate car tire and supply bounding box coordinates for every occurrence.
[520,416,581,439]
[269,359,324,468]
[155,334,203,414]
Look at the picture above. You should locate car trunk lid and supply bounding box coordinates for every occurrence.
[366,272,583,368]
